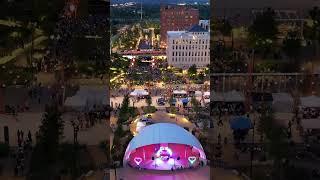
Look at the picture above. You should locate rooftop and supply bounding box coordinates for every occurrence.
[188,25,208,32]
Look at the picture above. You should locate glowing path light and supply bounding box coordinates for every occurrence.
[134,157,142,166]
[188,156,197,164]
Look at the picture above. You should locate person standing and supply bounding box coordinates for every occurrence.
[28,131,32,143]
[17,130,20,142]
[21,131,24,141]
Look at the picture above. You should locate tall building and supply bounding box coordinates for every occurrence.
[166,25,210,69]
[199,20,210,31]
[160,5,199,48]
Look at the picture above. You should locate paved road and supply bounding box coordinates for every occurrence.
[110,167,242,180]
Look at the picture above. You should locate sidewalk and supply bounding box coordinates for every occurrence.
[0,19,21,27]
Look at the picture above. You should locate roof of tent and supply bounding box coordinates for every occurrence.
[204,91,210,96]
[211,91,244,102]
[130,89,149,96]
[173,90,187,94]
[195,91,203,96]
[272,93,293,102]
[64,86,108,109]
[272,93,294,112]
[64,96,87,108]
[300,96,320,107]
[301,119,320,130]
[224,90,244,102]
[230,116,253,130]
[211,91,224,101]
[252,92,273,102]
[124,123,204,153]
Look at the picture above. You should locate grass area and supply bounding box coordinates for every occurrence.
[128,107,139,118]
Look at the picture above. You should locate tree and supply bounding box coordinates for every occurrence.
[190,97,201,119]
[248,8,278,55]
[218,19,232,37]
[188,64,197,78]
[309,6,320,56]
[36,105,64,162]
[257,105,274,136]
[282,31,302,71]
[258,104,289,180]
[283,31,301,59]
[198,72,205,82]
[118,94,130,123]
[145,95,152,107]
[29,105,64,178]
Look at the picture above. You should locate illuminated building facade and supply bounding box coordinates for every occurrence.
[160,5,199,48]
[166,25,210,69]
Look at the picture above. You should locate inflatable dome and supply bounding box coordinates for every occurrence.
[123,123,207,170]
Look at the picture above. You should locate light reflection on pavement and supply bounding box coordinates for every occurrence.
[129,111,196,136]
[110,167,242,180]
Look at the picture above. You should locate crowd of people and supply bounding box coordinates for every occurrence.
[76,108,108,130]
[211,102,245,116]
[37,14,108,76]
[14,130,33,176]
[301,107,320,119]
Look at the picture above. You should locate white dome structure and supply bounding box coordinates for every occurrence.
[123,123,207,170]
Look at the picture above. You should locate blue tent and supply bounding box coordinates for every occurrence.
[182,98,189,104]
[230,116,253,130]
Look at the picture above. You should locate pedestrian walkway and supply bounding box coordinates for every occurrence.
[0,36,47,65]
[0,19,21,27]
[87,146,108,168]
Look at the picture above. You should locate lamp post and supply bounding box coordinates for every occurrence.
[0,66,5,113]
[50,35,60,62]
[250,115,256,179]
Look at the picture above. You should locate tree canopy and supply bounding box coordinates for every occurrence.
[248,8,278,53]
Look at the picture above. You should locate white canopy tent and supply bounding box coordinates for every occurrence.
[203,91,210,99]
[272,93,294,112]
[300,95,320,108]
[301,119,320,131]
[211,91,224,102]
[224,90,245,102]
[130,89,149,96]
[195,91,203,97]
[211,90,244,102]
[204,98,210,104]
[64,85,108,111]
[64,96,87,111]
[173,90,187,95]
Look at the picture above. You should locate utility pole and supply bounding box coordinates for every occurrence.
[140,0,143,21]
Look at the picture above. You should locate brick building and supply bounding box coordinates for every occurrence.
[160,5,199,48]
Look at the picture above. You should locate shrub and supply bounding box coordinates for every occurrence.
[0,142,9,157]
